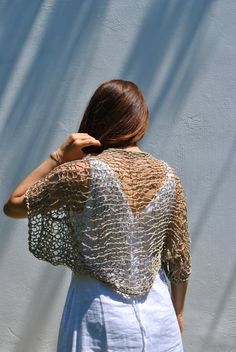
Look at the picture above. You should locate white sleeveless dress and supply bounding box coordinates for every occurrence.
[57,268,183,352]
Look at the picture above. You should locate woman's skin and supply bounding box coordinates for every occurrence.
[171,281,188,334]
[3,133,101,218]
[3,132,188,334]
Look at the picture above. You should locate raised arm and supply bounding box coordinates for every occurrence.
[3,133,101,219]
[3,157,60,218]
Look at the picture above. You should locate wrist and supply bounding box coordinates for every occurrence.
[176,312,184,317]
[49,150,63,165]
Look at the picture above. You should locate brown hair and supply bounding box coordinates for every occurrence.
[78,79,149,154]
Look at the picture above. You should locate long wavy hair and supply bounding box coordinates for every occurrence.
[78,79,149,154]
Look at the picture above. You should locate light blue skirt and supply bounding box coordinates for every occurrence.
[57,269,183,352]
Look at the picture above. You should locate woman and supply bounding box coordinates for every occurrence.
[3,79,191,352]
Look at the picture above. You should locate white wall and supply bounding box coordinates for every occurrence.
[1,1,235,351]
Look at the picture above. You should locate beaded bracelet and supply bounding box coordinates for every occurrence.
[49,151,62,165]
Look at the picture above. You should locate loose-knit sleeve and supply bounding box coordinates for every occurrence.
[24,159,90,268]
[161,168,191,283]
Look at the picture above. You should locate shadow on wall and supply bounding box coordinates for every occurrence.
[0,0,109,254]
[0,0,109,350]
[0,0,217,351]
[200,254,236,351]
[13,267,68,352]
[121,0,215,130]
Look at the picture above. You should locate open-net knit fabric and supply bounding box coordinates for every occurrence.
[24,148,191,297]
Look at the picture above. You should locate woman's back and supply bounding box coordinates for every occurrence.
[25,148,191,298]
[5,79,191,352]
[70,148,176,297]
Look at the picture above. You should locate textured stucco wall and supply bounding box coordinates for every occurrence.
[1,0,235,351]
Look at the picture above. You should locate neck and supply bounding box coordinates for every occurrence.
[118,145,141,152]
[86,145,143,157]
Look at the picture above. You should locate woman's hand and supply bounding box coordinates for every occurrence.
[52,133,102,163]
[176,313,184,335]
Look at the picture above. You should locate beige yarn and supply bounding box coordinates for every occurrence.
[24,148,191,297]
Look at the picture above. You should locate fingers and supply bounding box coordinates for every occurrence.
[176,315,184,335]
[70,133,101,145]
[55,133,102,163]
[70,133,96,141]
[81,139,102,147]
[73,137,101,147]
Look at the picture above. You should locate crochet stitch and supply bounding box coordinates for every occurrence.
[24,147,191,297]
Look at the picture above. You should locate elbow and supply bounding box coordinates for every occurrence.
[3,203,11,217]
[3,201,18,218]
[3,196,27,219]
